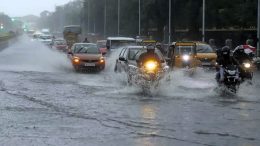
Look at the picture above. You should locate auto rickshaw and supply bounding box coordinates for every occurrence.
[136,39,157,46]
[168,42,199,72]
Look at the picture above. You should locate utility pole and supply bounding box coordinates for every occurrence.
[168,0,171,45]
[139,0,141,36]
[87,0,90,33]
[202,0,205,42]
[117,0,120,36]
[104,0,107,38]
[256,0,260,57]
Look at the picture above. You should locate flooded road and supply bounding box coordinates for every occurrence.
[0,36,260,146]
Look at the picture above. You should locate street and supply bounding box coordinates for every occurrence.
[0,36,260,146]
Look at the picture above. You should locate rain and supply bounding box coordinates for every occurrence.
[0,0,260,146]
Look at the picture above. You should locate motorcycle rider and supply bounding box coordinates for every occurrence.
[209,39,217,51]
[225,39,233,50]
[156,42,165,55]
[216,46,239,83]
[137,45,161,68]
[233,44,255,81]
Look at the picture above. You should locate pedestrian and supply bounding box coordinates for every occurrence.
[83,37,90,43]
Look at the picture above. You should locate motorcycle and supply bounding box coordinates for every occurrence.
[217,64,240,94]
[128,60,169,93]
[240,61,253,82]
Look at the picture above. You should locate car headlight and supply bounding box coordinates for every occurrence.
[243,63,251,68]
[99,57,105,63]
[73,57,80,63]
[144,61,158,71]
[182,55,190,61]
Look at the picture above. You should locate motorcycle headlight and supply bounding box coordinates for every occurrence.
[144,61,158,71]
[243,63,251,68]
[182,55,190,61]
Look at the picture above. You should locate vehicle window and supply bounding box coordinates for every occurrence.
[197,45,214,53]
[97,42,106,48]
[73,44,99,54]
[175,46,195,55]
[122,48,128,58]
[40,35,52,40]
[110,40,136,49]
[128,48,140,60]
[119,48,126,57]
[135,49,164,62]
[55,40,66,45]
[63,26,81,34]
[84,46,100,54]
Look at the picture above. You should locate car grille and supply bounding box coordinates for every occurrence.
[82,60,99,63]
[200,58,213,62]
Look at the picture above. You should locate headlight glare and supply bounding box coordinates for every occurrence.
[182,55,190,61]
[244,63,251,68]
[145,61,157,71]
[73,57,80,63]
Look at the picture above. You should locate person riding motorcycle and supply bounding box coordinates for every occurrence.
[209,38,217,51]
[216,46,239,83]
[156,42,165,55]
[137,45,161,69]
[233,45,254,81]
[225,39,233,50]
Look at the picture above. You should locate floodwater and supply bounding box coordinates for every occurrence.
[0,36,260,146]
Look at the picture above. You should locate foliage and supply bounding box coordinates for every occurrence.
[39,0,258,41]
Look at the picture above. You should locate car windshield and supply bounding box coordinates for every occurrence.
[55,40,66,45]
[175,46,195,55]
[73,44,100,54]
[135,49,164,62]
[128,48,143,60]
[197,44,214,53]
[40,35,52,40]
[110,40,136,49]
[97,42,106,48]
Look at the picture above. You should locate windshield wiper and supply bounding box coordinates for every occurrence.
[77,47,84,53]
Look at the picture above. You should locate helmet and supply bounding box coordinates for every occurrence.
[221,46,230,56]
[246,39,254,46]
[155,42,162,48]
[209,39,215,45]
[225,39,232,48]
[147,45,155,53]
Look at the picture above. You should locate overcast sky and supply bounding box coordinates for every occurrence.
[0,0,72,17]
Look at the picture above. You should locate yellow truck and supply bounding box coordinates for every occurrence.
[63,25,82,50]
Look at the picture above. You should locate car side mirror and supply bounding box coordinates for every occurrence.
[119,57,127,62]
[68,51,73,55]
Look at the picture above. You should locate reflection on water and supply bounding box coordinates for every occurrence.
[141,104,156,120]
[137,103,158,146]
[239,102,249,118]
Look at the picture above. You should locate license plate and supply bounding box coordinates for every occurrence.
[201,62,212,66]
[85,63,95,66]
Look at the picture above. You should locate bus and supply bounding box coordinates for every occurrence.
[63,25,82,49]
